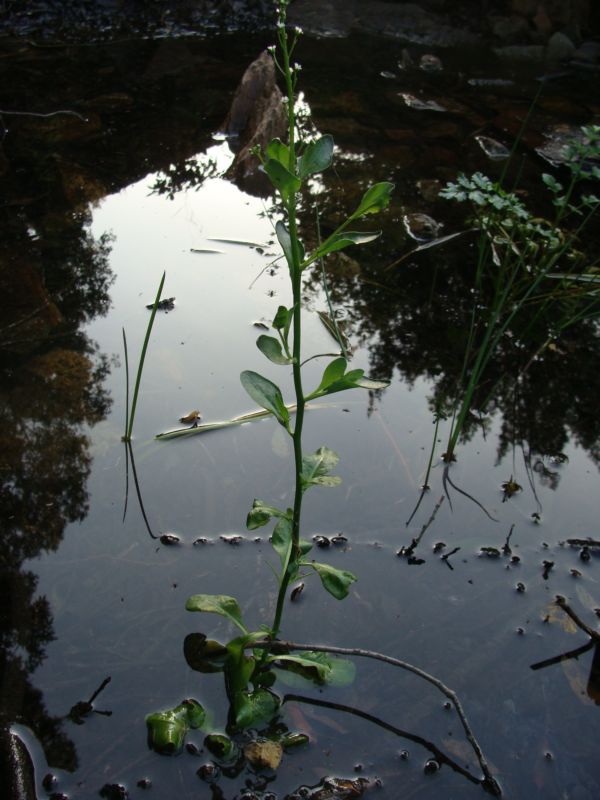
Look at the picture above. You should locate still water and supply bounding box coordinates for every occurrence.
[1,26,600,800]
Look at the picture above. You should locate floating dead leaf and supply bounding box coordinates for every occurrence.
[243,739,283,770]
[544,602,578,634]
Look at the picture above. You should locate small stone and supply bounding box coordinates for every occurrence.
[424,758,440,774]
[547,32,576,62]
[243,739,283,770]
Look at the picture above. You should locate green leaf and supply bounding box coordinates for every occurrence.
[234,688,280,729]
[350,181,394,219]
[273,651,356,687]
[298,135,334,179]
[185,594,248,633]
[246,499,286,530]
[312,230,381,261]
[314,358,349,394]
[271,516,293,568]
[146,699,207,755]
[307,359,389,399]
[272,305,292,333]
[301,446,342,490]
[304,561,357,599]
[240,370,290,429]
[264,159,301,201]
[276,221,304,274]
[266,138,290,168]
[256,334,292,365]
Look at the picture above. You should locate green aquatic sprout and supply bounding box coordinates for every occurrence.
[185,0,392,731]
[146,698,206,754]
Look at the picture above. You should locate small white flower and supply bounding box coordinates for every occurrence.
[294,26,303,35]
[293,62,302,72]
[267,44,276,54]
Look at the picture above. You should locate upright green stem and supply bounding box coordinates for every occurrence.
[270,4,305,639]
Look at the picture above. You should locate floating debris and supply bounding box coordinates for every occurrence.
[475,135,510,160]
[501,476,522,501]
[419,54,443,72]
[291,582,304,602]
[179,409,201,425]
[380,70,396,79]
[146,297,175,311]
[220,534,243,545]
[313,534,331,548]
[399,93,446,112]
[480,547,501,558]
[252,320,269,330]
[160,533,181,546]
[190,248,224,254]
[467,77,514,87]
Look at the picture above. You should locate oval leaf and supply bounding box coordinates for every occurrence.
[266,138,290,168]
[298,135,334,179]
[306,561,357,600]
[264,158,301,201]
[240,370,290,428]
[185,594,247,633]
[257,334,292,365]
[350,181,394,219]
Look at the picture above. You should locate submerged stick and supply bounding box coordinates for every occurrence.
[284,693,483,787]
[250,639,500,794]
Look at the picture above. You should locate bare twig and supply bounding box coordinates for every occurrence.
[250,639,500,794]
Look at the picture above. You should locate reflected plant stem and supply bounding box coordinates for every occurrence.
[124,442,157,539]
[283,693,482,788]
[250,640,500,795]
[400,496,444,557]
[406,414,443,526]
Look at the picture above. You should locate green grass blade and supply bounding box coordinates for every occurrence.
[126,271,166,441]
[122,327,130,441]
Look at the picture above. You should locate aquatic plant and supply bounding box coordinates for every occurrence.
[418,125,600,515]
[122,271,165,442]
[184,0,392,730]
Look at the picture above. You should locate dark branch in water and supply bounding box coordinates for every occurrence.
[283,693,483,787]
[250,639,501,794]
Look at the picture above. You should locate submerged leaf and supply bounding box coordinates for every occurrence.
[235,688,280,729]
[273,651,356,687]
